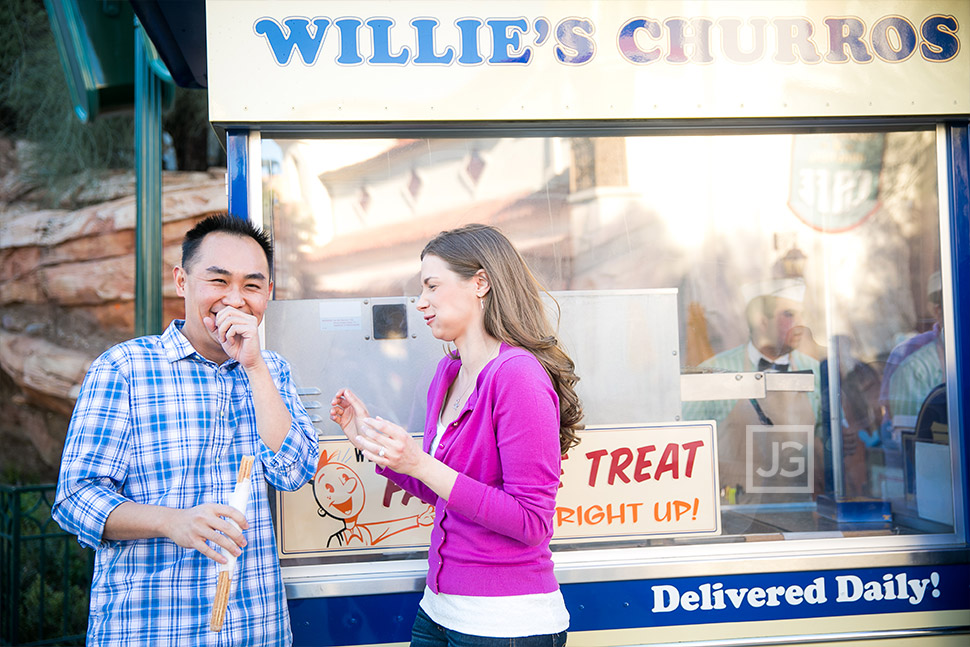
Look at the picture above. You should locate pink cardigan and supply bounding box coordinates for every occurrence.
[379,343,562,595]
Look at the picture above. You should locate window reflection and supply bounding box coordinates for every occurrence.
[263,130,952,540]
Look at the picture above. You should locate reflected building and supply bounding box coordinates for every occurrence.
[262,130,946,525]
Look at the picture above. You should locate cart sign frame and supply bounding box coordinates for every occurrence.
[206,0,970,124]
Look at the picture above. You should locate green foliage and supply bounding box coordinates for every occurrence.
[0,0,134,191]
[1,486,93,646]
[20,577,89,646]
[164,86,213,172]
[0,0,51,132]
[0,0,217,195]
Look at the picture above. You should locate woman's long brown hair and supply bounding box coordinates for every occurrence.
[422,224,583,454]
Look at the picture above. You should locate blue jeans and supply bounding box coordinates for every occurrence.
[410,607,567,647]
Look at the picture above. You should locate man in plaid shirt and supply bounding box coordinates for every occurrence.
[53,213,319,646]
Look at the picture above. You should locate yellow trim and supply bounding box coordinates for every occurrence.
[566,609,970,646]
[329,609,970,647]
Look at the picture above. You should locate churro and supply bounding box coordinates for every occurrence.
[210,455,255,632]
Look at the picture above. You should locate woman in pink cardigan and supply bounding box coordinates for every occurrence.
[331,224,583,647]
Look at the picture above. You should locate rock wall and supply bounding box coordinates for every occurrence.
[0,138,229,481]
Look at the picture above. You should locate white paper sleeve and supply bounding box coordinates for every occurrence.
[216,477,252,575]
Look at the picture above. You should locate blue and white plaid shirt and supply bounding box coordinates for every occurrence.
[53,320,319,646]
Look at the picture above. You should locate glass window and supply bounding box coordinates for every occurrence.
[262,129,954,548]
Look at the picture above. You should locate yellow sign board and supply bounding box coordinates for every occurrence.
[276,423,719,559]
[553,424,719,541]
[207,0,970,123]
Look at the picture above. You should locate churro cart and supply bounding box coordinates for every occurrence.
[201,1,970,644]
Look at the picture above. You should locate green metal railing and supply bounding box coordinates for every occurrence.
[0,485,93,646]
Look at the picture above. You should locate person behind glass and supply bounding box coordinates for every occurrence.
[682,278,822,504]
[880,271,945,425]
[52,213,319,646]
[818,335,883,498]
[331,224,583,647]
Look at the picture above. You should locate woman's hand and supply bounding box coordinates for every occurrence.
[337,404,460,501]
[357,416,426,476]
[330,389,370,448]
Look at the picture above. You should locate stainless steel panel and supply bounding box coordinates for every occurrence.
[265,289,683,436]
[266,296,440,436]
[680,373,767,402]
[764,371,815,393]
[550,289,682,426]
[680,372,816,401]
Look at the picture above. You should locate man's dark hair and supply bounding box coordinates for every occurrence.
[181,212,273,271]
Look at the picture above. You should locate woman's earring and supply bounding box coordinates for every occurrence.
[480,296,485,311]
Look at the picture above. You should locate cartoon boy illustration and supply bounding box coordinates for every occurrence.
[312,449,434,547]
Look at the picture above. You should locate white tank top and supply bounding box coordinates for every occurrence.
[423,421,569,637]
